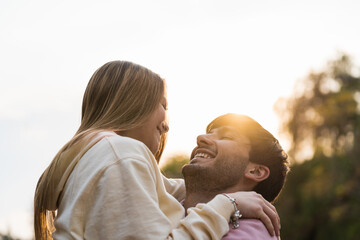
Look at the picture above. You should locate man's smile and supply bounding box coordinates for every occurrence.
[190,148,216,164]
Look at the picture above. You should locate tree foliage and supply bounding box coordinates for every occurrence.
[0,233,20,240]
[275,54,360,161]
[161,154,189,178]
[274,54,360,240]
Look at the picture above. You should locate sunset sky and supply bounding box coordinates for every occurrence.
[1,0,360,238]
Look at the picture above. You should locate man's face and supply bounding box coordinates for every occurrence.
[182,125,252,192]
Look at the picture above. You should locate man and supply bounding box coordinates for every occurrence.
[182,113,290,239]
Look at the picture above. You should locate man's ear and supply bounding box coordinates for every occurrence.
[244,162,270,183]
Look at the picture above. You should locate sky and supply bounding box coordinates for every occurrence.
[0,0,360,238]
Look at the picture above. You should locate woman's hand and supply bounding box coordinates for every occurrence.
[227,191,280,237]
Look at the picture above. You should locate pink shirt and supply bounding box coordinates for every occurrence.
[222,219,279,240]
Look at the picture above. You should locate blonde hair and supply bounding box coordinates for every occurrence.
[34,61,167,239]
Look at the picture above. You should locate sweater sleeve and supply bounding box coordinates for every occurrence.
[83,157,233,240]
[162,175,186,201]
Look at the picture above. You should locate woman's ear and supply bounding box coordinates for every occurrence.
[244,162,270,183]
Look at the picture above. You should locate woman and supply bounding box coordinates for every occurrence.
[34,61,280,239]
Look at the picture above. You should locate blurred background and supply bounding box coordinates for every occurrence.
[1,0,359,239]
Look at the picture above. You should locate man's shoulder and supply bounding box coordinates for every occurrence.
[222,219,278,240]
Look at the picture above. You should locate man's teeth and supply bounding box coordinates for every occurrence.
[195,153,211,159]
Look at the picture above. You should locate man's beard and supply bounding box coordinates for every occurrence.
[182,161,247,193]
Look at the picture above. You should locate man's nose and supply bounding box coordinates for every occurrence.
[197,134,214,146]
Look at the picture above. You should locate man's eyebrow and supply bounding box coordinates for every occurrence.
[218,126,236,134]
[208,126,239,135]
[219,126,248,138]
[207,126,231,136]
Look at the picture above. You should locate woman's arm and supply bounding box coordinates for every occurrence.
[84,157,232,239]
[227,192,280,237]
[161,174,280,236]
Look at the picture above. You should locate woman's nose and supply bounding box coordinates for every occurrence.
[161,121,169,134]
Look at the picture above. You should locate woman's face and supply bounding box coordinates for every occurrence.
[121,96,169,154]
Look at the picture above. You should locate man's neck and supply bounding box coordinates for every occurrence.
[183,191,218,210]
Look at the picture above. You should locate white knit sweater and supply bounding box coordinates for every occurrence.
[53,132,234,239]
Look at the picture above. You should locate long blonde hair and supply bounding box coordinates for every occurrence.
[34,61,167,239]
